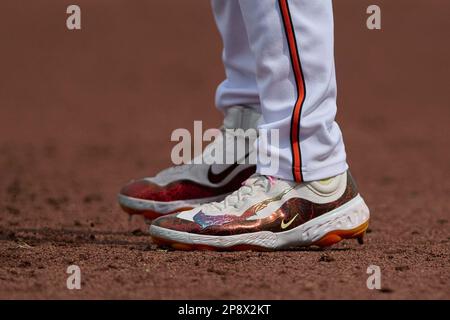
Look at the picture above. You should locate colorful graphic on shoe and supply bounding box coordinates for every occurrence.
[119,164,256,220]
[151,171,359,237]
[150,173,370,250]
[192,187,293,229]
[149,171,370,251]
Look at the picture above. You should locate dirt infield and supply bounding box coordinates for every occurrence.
[0,0,449,299]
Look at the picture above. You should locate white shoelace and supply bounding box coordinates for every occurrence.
[205,175,273,211]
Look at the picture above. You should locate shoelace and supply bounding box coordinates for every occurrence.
[206,175,273,211]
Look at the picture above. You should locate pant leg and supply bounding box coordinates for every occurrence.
[238,0,347,182]
[211,0,260,113]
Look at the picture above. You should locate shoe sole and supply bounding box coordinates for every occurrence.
[118,193,229,221]
[149,195,370,251]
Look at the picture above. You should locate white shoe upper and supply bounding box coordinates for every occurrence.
[145,105,262,188]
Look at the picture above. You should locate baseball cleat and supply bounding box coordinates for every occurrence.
[118,106,261,221]
[149,171,370,251]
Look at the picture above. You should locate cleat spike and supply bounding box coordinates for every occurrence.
[357,233,365,245]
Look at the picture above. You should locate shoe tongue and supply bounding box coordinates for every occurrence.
[245,173,264,184]
[223,106,261,130]
[243,174,270,191]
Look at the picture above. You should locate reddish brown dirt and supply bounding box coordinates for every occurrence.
[0,0,449,299]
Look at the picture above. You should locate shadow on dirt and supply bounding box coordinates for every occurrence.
[0,227,362,253]
[0,227,153,249]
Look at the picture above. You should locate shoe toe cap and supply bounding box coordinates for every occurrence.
[152,213,201,233]
[120,179,162,201]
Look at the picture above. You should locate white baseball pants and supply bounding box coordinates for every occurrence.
[212,0,348,182]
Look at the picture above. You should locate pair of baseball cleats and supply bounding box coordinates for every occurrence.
[118,106,370,251]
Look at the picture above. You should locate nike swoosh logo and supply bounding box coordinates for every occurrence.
[207,154,251,184]
[280,214,299,230]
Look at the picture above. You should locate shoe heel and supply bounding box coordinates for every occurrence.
[313,220,369,248]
